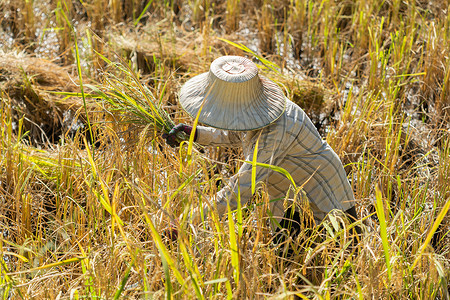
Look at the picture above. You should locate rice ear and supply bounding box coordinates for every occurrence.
[90,57,181,141]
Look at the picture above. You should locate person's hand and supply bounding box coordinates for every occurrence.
[162,124,195,147]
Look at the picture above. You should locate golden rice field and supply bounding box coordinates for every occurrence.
[0,0,449,299]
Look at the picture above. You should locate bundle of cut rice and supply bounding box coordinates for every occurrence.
[89,56,185,142]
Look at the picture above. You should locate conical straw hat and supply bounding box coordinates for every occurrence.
[179,56,286,131]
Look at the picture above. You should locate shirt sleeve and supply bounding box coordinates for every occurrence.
[195,126,242,147]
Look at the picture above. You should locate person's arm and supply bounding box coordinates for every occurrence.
[195,126,243,147]
[163,124,242,147]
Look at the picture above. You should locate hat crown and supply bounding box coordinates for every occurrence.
[210,56,258,83]
[222,62,245,74]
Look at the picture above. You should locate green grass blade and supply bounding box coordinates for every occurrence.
[136,194,185,286]
[6,256,86,276]
[375,185,392,281]
[218,38,280,73]
[251,134,260,195]
[134,0,154,26]
[236,184,243,238]
[167,168,202,204]
[412,198,450,269]
[73,32,94,153]
[244,160,297,190]
[161,250,173,299]
[179,241,205,299]
[227,199,240,287]
[113,256,136,300]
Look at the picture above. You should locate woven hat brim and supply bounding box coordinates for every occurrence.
[179,73,286,131]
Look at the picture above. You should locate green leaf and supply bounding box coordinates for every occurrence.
[113,256,136,300]
[251,134,260,195]
[227,199,240,286]
[243,160,297,190]
[412,198,450,269]
[375,185,391,281]
[134,0,154,26]
[218,38,280,73]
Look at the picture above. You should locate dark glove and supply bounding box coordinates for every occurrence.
[162,124,197,147]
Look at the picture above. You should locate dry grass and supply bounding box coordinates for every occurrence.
[0,52,84,144]
[1,0,450,299]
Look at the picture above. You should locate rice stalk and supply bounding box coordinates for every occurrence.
[227,199,240,288]
[54,1,74,65]
[178,239,205,299]
[412,198,450,269]
[374,185,392,281]
[251,133,260,195]
[219,38,280,73]
[113,254,136,300]
[89,54,181,141]
[134,0,154,26]
[226,0,240,32]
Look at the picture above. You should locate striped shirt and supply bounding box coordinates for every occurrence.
[196,99,355,225]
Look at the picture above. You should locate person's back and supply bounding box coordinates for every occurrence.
[196,99,354,224]
[259,100,355,222]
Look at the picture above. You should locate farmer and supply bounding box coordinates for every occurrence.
[164,55,358,243]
